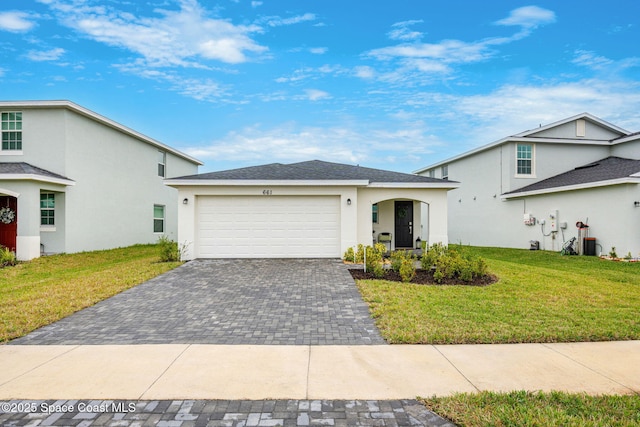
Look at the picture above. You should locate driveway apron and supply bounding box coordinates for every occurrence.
[11,259,385,345]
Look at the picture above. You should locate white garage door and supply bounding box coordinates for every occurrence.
[197,195,341,258]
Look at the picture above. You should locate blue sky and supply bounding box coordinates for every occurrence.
[1,0,640,173]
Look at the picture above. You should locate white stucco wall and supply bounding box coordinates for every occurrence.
[61,109,198,253]
[506,184,640,256]
[0,104,199,256]
[172,184,451,260]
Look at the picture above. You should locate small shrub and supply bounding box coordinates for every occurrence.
[343,247,355,262]
[0,246,17,267]
[365,244,385,278]
[399,258,416,282]
[390,250,408,272]
[421,242,447,270]
[421,243,489,283]
[609,247,618,258]
[157,235,180,262]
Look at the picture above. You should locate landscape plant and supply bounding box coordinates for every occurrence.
[390,250,417,282]
[421,243,488,283]
[0,246,17,268]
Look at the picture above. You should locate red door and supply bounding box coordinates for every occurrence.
[0,196,17,251]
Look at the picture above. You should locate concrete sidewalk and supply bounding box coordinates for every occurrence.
[1,341,638,400]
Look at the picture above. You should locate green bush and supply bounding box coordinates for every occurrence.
[399,258,416,282]
[421,244,489,283]
[157,235,180,262]
[0,246,17,268]
[365,244,386,278]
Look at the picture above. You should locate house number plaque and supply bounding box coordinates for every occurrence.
[262,189,273,195]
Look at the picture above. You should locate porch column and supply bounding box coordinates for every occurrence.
[428,192,449,246]
[16,187,42,261]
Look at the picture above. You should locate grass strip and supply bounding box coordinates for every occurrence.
[356,246,640,344]
[421,391,640,427]
[0,244,181,342]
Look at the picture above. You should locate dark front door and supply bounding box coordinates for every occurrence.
[394,201,413,248]
[0,196,17,251]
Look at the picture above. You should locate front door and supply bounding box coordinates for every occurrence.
[0,196,17,251]
[394,201,413,248]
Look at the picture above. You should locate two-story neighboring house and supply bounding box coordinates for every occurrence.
[415,113,640,257]
[0,100,201,260]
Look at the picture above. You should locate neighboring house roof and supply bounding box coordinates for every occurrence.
[0,100,203,166]
[414,113,632,174]
[0,162,75,186]
[166,160,458,188]
[502,157,640,199]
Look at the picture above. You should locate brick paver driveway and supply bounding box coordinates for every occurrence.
[12,259,385,345]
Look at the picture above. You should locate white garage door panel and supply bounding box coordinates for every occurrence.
[197,196,340,258]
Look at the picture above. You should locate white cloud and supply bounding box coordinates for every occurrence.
[251,1,263,8]
[365,6,556,77]
[309,47,328,55]
[43,0,267,66]
[303,89,331,101]
[387,20,424,41]
[494,5,556,29]
[572,49,640,73]
[184,120,441,170]
[261,13,316,27]
[116,61,229,102]
[354,66,375,79]
[405,78,640,151]
[26,47,65,61]
[0,11,37,32]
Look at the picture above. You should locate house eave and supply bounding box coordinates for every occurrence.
[366,181,460,189]
[164,179,371,187]
[0,174,76,186]
[501,177,640,199]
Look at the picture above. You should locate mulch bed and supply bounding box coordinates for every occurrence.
[349,268,498,286]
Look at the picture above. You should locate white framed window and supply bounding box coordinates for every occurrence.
[1,111,22,151]
[372,203,379,223]
[516,143,535,176]
[158,151,166,177]
[40,192,55,226]
[153,205,165,233]
[427,169,435,178]
[441,165,448,180]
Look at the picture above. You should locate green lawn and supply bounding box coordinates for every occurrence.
[357,246,640,344]
[0,244,181,343]
[421,391,640,427]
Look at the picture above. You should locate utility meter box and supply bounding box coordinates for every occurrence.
[549,210,559,232]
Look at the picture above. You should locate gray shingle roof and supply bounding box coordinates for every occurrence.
[0,162,73,181]
[174,160,452,184]
[506,157,640,195]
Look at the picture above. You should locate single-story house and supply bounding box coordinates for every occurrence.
[0,100,201,260]
[165,160,458,259]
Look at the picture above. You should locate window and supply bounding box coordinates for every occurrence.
[153,205,165,233]
[40,193,55,226]
[372,204,378,223]
[441,165,448,180]
[427,170,435,178]
[158,151,166,177]
[1,111,22,151]
[516,143,534,176]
